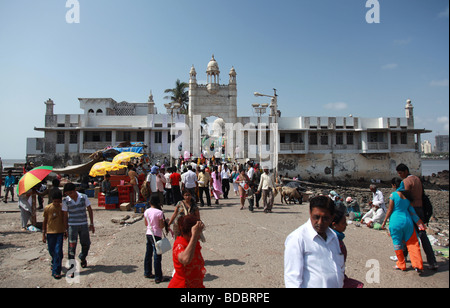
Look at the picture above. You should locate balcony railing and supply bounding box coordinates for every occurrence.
[368,142,388,150]
[280,143,305,151]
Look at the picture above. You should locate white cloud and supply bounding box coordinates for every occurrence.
[437,116,449,123]
[381,63,398,70]
[324,102,348,111]
[430,79,449,87]
[438,6,449,18]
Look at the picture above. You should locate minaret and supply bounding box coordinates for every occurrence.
[229,66,236,85]
[228,66,237,122]
[148,90,155,114]
[45,98,54,115]
[189,65,197,85]
[206,54,220,94]
[405,98,414,128]
[44,98,56,127]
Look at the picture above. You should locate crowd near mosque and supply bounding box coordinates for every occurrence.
[0,153,440,287]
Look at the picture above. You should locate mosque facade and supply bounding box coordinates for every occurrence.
[27,55,430,181]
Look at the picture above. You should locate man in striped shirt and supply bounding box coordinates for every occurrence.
[63,183,95,270]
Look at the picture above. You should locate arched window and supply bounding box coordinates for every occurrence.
[88,109,94,114]
[96,109,103,115]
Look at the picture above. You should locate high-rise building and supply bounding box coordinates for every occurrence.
[421,140,433,154]
[435,135,449,153]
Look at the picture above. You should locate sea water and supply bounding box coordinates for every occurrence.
[422,159,450,176]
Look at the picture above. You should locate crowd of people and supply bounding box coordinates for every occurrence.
[131,158,277,286]
[97,157,277,287]
[1,157,440,287]
[121,158,277,214]
[284,163,439,288]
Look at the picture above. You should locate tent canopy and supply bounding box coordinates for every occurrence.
[112,146,144,154]
[53,160,99,175]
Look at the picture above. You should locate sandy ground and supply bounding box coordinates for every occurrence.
[0,192,448,289]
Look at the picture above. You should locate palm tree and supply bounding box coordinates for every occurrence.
[164,79,189,114]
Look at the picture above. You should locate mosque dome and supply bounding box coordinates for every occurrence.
[190,65,197,76]
[211,117,225,136]
[207,55,220,74]
[229,66,236,77]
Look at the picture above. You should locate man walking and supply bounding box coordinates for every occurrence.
[182,165,198,202]
[257,167,275,213]
[63,183,95,271]
[3,170,16,203]
[170,167,182,204]
[221,164,231,199]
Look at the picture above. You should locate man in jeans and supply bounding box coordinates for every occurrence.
[63,183,95,272]
[396,163,438,270]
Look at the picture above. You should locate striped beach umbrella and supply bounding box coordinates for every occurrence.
[16,166,53,196]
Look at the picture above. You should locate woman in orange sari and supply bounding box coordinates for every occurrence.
[168,214,206,288]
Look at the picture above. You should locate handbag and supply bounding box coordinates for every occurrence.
[147,216,171,255]
[155,235,171,255]
[240,182,250,191]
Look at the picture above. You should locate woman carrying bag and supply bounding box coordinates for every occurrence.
[144,196,169,283]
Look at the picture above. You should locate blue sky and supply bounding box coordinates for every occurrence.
[0,0,448,159]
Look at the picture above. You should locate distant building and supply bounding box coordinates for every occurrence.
[421,140,433,154]
[27,56,432,180]
[435,135,449,153]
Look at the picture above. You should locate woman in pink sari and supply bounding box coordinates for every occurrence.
[210,166,223,205]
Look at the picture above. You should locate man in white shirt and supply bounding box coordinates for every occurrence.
[164,168,173,205]
[246,162,255,183]
[361,201,386,228]
[369,184,386,212]
[146,166,158,196]
[182,165,198,202]
[284,195,345,288]
[257,167,275,213]
[221,164,231,199]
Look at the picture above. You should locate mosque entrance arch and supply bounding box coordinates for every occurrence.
[187,56,238,158]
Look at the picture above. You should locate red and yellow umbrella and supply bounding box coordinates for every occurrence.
[16,166,53,196]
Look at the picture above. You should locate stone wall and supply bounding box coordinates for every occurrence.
[279,151,421,181]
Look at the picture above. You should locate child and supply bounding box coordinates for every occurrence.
[42,190,67,279]
[3,170,16,203]
[331,209,364,288]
